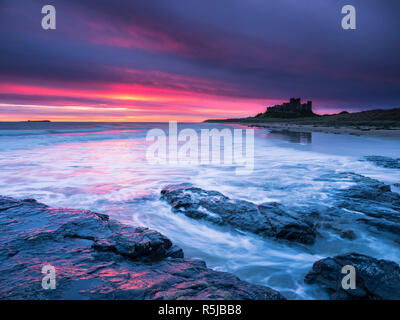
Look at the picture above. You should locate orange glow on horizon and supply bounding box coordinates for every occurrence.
[0,81,286,122]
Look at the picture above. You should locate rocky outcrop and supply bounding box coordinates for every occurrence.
[161,172,400,248]
[340,172,400,204]
[334,173,400,238]
[364,156,400,169]
[0,196,284,300]
[161,184,316,244]
[313,172,400,241]
[304,253,400,300]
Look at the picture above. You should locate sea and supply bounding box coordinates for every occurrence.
[0,121,399,299]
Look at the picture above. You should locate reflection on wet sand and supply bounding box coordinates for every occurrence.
[267,129,312,144]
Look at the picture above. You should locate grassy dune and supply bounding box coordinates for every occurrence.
[205,108,400,128]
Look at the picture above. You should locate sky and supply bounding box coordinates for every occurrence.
[0,0,399,122]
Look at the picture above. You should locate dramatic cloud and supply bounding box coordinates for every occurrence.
[0,0,399,121]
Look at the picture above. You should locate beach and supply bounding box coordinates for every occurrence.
[242,122,400,138]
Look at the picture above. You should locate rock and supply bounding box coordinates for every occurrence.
[161,184,316,244]
[340,230,356,240]
[304,253,400,300]
[310,172,400,244]
[357,218,400,236]
[339,172,399,204]
[364,156,400,169]
[329,172,400,238]
[0,196,284,300]
[258,203,316,245]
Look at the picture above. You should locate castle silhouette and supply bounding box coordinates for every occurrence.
[257,98,316,118]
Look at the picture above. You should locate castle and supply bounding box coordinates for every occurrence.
[257,98,316,118]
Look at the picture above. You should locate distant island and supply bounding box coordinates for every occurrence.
[27,120,51,122]
[205,98,400,136]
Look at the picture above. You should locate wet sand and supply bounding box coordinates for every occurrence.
[235,122,400,138]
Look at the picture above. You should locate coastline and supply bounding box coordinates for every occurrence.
[205,106,400,138]
[211,121,400,138]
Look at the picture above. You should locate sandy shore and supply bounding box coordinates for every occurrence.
[232,122,400,138]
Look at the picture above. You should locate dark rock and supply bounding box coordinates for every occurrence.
[304,253,400,300]
[309,172,400,244]
[340,230,356,240]
[0,196,284,300]
[329,172,400,237]
[364,156,400,169]
[258,203,316,245]
[161,184,316,244]
[339,173,398,203]
[357,218,400,236]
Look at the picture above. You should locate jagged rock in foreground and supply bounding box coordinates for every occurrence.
[161,184,316,244]
[304,253,400,300]
[0,196,284,300]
